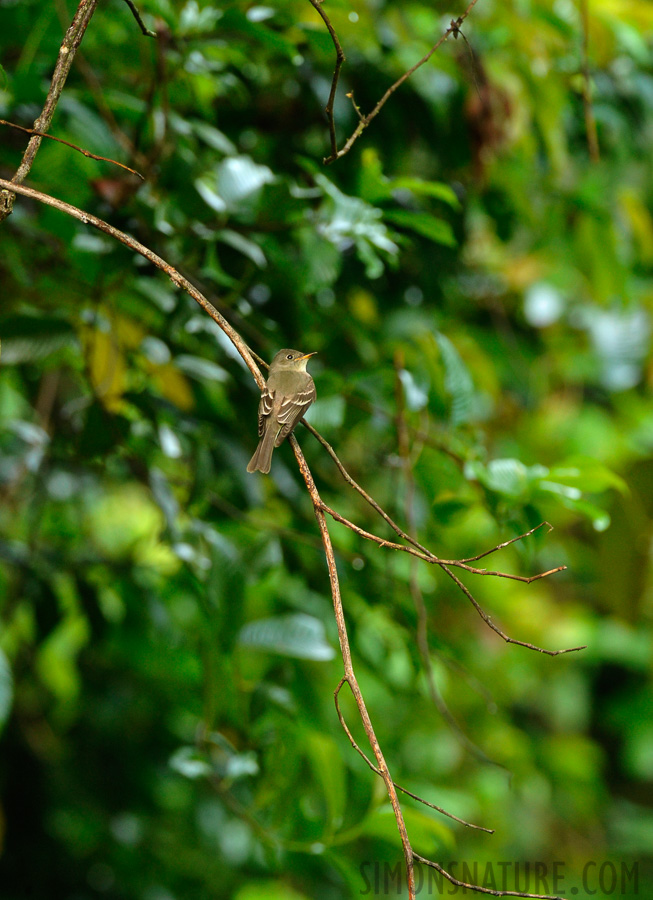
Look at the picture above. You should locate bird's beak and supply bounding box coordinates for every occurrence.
[297,351,317,362]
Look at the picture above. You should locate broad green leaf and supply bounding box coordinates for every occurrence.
[238,614,335,660]
[384,210,456,247]
[546,456,628,494]
[391,177,460,208]
[0,315,76,364]
[217,229,267,268]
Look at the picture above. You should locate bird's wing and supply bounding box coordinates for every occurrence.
[257,386,275,437]
[274,380,317,446]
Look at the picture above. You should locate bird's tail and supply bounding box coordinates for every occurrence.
[246,427,277,474]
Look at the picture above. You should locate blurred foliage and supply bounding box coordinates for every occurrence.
[1,0,653,898]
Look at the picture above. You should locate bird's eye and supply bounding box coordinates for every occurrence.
[286,354,293,360]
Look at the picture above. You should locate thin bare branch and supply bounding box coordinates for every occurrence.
[334,679,494,833]
[307,0,346,160]
[303,420,582,654]
[441,564,586,656]
[0,0,100,221]
[394,358,506,771]
[322,0,482,163]
[455,521,554,563]
[289,436,416,897]
[122,0,156,37]
[414,854,563,899]
[0,120,144,180]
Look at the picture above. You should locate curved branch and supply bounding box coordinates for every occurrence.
[414,854,563,900]
[307,0,346,160]
[0,179,264,390]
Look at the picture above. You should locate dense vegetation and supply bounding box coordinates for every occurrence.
[1,1,652,898]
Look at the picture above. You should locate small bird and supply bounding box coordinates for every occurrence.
[247,348,317,474]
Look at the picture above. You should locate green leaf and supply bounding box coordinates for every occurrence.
[466,458,547,499]
[238,614,336,660]
[546,456,628,495]
[391,177,461,208]
[234,882,311,900]
[384,209,456,247]
[217,229,267,268]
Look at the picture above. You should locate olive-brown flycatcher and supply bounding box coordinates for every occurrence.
[246,348,317,474]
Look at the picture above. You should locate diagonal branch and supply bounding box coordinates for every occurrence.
[0,119,144,180]
[440,563,584,656]
[122,0,156,37]
[334,678,494,833]
[289,435,416,897]
[414,854,563,900]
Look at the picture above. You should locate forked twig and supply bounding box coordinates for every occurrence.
[302,418,584,655]
[310,0,482,163]
[307,0,346,160]
[441,564,585,656]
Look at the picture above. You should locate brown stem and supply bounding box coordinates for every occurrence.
[0,120,144,180]
[0,0,100,221]
[414,854,563,899]
[307,0,346,160]
[122,0,156,37]
[289,435,416,899]
[440,564,585,656]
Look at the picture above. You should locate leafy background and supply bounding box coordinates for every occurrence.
[1,0,652,897]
